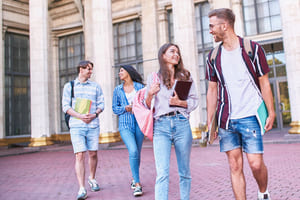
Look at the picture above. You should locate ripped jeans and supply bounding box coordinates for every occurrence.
[218,115,264,153]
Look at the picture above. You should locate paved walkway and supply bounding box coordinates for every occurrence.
[0,129,300,200]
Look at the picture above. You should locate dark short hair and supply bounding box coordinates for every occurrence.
[77,60,93,74]
[208,8,235,28]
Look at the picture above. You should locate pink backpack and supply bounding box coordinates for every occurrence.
[132,72,159,141]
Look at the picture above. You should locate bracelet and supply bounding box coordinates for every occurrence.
[95,112,98,117]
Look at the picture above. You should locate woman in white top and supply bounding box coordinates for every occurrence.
[145,43,198,200]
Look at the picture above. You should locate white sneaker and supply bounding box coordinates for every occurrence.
[257,190,271,200]
[77,187,87,200]
[88,177,100,192]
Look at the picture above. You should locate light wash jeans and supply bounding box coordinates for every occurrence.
[153,113,193,200]
[119,123,144,183]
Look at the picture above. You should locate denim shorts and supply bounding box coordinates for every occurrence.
[218,116,264,154]
[70,127,100,153]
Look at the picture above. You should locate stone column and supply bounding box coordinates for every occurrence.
[141,0,159,77]
[84,0,120,143]
[29,0,53,146]
[231,0,245,37]
[279,0,300,134]
[157,8,169,47]
[172,0,201,138]
[0,3,5,144]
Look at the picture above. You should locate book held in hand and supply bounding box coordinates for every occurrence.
[256,100,268,135]
[173,80,192,100]
[75,98,92,117]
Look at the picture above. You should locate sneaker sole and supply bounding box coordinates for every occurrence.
[134,192,143,196]
[88,182,100,192]
[77,194,87,200]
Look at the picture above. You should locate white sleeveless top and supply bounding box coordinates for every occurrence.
[125,89,137,104]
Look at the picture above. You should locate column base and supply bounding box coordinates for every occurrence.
[51,133,71,142]
[29,137,54,147]
[0,139,8,147]
[289,121,300,134]
[99,132,121,144]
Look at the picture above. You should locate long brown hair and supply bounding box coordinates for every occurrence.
[158,43,190,89]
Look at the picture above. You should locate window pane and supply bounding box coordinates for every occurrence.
[113,19,143,86]
[258,17,271,33]
[274,51,285,65]
[275,65,286,77]
[270,0,280,15]
[167,11,174,43]
[257,2,270,18]
[244,6,256,21]
[243,0,281,35]
[271,15,282,31]
[245,20,257,35]
[243,0,255,6]
[5,33,30,136]
[59,33,84,131]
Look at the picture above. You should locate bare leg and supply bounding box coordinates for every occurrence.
[88,151,98,179]
[246,153,268,193]
[226,148,246,200]
[75,152,86,188]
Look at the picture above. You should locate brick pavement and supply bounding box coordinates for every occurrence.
[0,130,300,200]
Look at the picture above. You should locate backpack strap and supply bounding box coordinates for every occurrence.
[243,38,254,60]
[210,44,220,64]
[70,80,74,98]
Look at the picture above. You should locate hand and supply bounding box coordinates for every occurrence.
[264,112,275,132]
[125,105,133,113]
[169,91,180,106]
[80,113,95,124]
[207,121,218,139]
[149,82,160,96]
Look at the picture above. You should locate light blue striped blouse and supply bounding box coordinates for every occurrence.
[62,78,105,128]
[112,82,144,132]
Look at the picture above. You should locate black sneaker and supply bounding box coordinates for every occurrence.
[133,186,143,197]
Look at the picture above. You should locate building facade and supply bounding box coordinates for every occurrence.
[0,0,299,147]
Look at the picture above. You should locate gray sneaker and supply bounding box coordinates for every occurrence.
[77,188,87,200]
[88,178,100,192]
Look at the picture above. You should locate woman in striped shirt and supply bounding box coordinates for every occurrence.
[112,65,145,197]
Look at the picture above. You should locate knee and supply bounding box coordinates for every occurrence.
[249,160,265,172]
[229,160,243,174]
[75,152,85,162]
[128,148,139,159]
[89,151,98,160]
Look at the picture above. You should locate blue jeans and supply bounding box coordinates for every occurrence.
[218,116,264,153]
[119,123,144,183]
[153,113,193,200]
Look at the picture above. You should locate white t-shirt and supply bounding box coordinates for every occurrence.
[125,89,137,104]
[221,46,262,119]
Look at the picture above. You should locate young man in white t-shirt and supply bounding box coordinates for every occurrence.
[206,8,275,200]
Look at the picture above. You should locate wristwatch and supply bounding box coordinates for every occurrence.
[95,112,99,118]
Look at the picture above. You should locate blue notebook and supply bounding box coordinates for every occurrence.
[256,101,268,135]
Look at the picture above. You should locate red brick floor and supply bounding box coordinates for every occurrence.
[0,130,300,200]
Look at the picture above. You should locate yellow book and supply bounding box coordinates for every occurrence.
[74,98,92,115]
